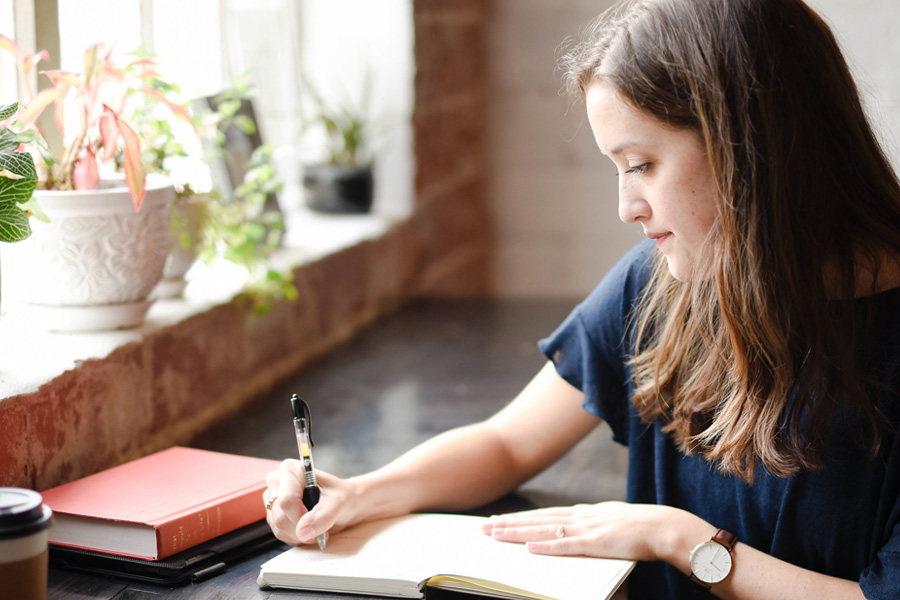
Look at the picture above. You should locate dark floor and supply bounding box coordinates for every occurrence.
[48,299,629,599]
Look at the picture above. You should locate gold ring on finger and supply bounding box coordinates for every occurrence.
[265,495,279,511]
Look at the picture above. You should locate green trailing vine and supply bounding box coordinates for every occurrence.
[128,71,298,314]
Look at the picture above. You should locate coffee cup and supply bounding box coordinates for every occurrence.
[0,488,53,600]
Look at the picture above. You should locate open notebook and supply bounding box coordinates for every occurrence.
[257,513,634,600]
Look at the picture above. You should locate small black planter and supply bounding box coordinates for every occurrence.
[303,164,374,214]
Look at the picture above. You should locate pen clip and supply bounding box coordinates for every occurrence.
[290,394,314,447]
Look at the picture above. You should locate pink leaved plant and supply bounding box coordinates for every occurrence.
[0,36,193,211]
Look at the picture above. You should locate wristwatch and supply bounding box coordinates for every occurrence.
[689,529,737,589]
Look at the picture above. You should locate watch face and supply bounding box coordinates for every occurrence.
[690,541,733,584]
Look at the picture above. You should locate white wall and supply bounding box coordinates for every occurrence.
[486,0,900,299]
[805,0,900,167]
[487,0,641,299]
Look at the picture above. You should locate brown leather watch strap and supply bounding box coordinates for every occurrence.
[690,573,711,590]
[712,529,737,552]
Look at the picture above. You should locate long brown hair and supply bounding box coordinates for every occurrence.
[561,0,900,481]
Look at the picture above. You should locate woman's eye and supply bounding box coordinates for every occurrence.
[625,163,650,175]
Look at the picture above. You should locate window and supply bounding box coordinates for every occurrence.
[0,0,18,100]
[58,0,141,71]
[1,0,414,217]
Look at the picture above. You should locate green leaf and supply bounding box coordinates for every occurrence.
[0,102,18,121]
[234,114,256,135]
[0,174,37,204]
[0,150,37,191]
[217,99,242,119]
[0,199,32,242]
[13,129,54,164]
[0,122,39,243]
[0,145,37,177]
[0,127,19,154]
[20,195,48,223]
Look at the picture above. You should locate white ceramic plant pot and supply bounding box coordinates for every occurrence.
[2,175,174,331]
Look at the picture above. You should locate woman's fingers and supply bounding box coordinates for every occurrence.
[277,459,306,515]
[294,469,351,544]
[484,501,678,562]
[483,505,581,535]
[489,522,572,543]
[263,459,309,545]
[264,462,360,547]
[486,509,596,556]
[525,536,581,556]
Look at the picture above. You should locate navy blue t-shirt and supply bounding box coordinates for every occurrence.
[538,239,900,599]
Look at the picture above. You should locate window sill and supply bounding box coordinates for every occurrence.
[0,207,419,490]
[0,208,397,400]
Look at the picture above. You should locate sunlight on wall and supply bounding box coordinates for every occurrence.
[58,0,141,69]
[152,0,225,99]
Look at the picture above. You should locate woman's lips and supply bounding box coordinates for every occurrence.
[646,232,672,246]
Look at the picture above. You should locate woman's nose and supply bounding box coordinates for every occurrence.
[618,183,650,224]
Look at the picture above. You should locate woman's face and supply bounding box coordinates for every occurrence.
[585,81,718,281]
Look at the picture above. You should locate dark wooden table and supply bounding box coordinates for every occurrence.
[47,300,629,599]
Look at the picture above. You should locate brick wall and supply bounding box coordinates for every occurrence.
[411,0,493,296]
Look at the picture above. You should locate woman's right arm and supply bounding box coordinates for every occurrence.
[265,361,601,546]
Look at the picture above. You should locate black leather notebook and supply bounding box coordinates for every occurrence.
[49,519,285,584]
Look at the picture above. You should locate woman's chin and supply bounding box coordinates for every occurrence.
[663,256,692,282]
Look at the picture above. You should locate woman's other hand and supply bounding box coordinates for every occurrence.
[483,501,703,562]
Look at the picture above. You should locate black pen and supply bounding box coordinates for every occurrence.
[290,394,327,551]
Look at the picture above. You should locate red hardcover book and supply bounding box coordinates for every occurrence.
[41,446,278,560]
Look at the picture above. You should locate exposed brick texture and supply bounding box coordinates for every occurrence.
[0,400,29,488]
[26,344,152,490]
[412,0,493,297]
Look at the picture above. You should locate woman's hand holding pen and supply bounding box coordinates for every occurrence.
[264,459,358,546]
[482,501,709,567]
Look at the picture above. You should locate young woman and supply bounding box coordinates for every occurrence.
[265,1,900,597]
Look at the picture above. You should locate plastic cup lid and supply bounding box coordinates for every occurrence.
[0,488,53,540]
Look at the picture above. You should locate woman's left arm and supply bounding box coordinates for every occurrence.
[484,502,866,600]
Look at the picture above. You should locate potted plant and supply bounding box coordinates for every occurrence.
[124,71,209,300]
[195,83,296,312]
[132,75,296,312]
[301,73,376,214]
[0,101,42,323]
[0,102,40,241]
[0,37,191,331]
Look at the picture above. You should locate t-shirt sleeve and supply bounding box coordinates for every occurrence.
[537,240,655,444]
[858,328,900,598]
[859,436,900,598]
[860,519,900,599]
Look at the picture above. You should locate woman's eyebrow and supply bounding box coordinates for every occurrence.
[607,138,647,156]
